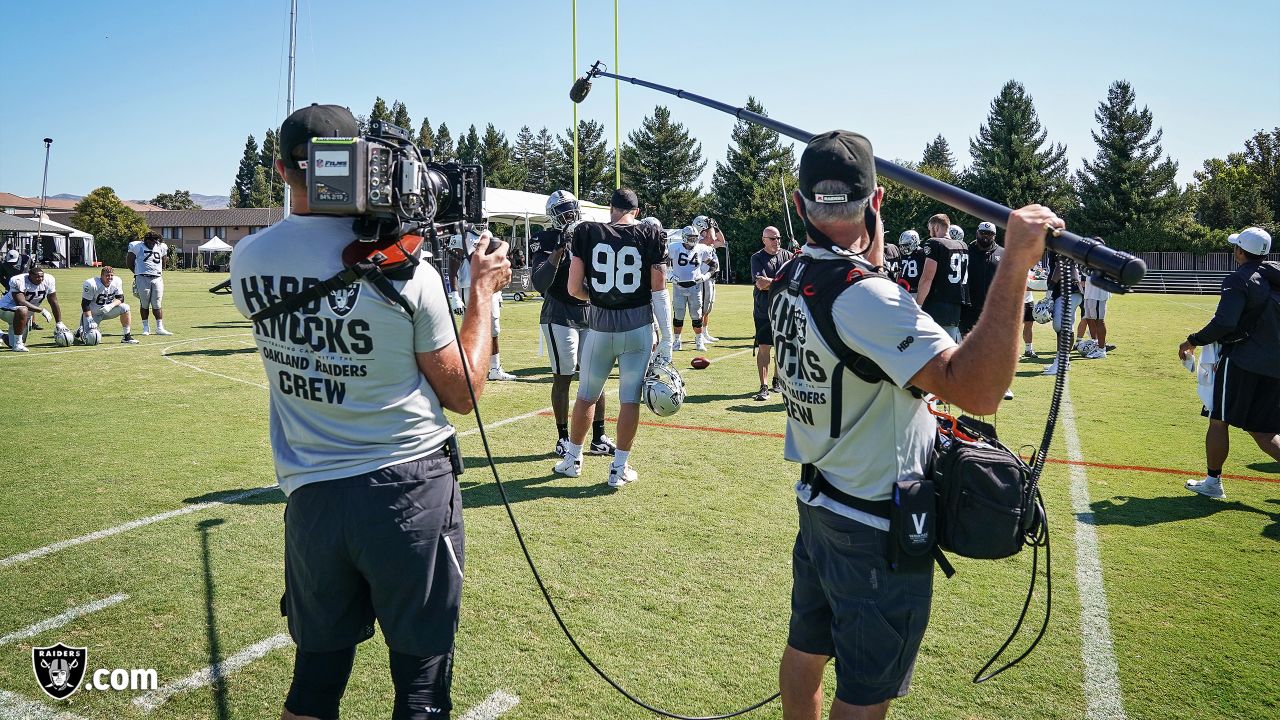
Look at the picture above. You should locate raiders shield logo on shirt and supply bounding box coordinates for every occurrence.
[327,283,361,317]
[32,643,87,700]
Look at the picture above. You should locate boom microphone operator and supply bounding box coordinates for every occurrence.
[569,63,1146,292]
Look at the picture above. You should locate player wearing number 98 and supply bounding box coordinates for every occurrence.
[914,213,970,341]
[555,187,673,488]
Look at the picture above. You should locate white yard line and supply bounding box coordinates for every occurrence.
[0,691,89,720]
[1062,381,1128,720]
[459,406,552,438]
[457,690,520,720]
[160,334,266,389]
[0,593,129,646]
[133,633,292,713]
[0,486,276,569]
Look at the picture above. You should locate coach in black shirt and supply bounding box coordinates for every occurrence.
[961,221,1002,335]
[750,226,788,401]
[1179,227,1280,499]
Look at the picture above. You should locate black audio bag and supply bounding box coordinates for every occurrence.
[888,478,938,572]
[932,415,1043,560]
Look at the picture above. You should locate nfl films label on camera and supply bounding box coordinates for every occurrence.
[32,642,158,700]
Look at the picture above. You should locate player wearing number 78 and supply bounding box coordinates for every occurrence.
[555,188,673,488]
[913,213,970,342]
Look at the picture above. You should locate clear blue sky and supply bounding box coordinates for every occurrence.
[1,0,1276,204]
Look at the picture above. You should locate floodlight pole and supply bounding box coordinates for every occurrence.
[572,0,579,196]
[35,137,52,259]
[283,0,298,220]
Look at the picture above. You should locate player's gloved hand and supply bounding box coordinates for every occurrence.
[40,308,52,322]
[448,291,465,315]
[656,340,673,362]
[132,278,139,297]
[55,321,68,331]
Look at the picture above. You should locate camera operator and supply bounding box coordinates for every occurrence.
[1179,227,1280,499]
[774,130,1061,720]
[230,104,511,720]
[531,190,616,458]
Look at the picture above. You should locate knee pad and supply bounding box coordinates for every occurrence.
[390,650,453,719]
[285,646,356,720]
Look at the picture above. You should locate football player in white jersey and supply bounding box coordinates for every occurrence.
[667,226,716,351]
[127,229,172,335]
[457,228,515,380]
[693,215,726,342]
[81,266,138,344]
[0,265,67,352]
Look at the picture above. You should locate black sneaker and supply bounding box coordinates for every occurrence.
[771,376,783,392]
[588,435,617,456]
[1105,344,1116,352]
[753,385,770,401]
[122,334,139,345]
[1022,349,1038,358]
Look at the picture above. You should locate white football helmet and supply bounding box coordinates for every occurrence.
[692,215,712,233]
[640,216,664,231]
[948,225,965,242]
[681,225,700,248]
[1032,297,1053,324]
[53,327,74,347]
[898,230,921,254]
[83,327,102,345]
[545,190,581,230]
[643,357,686,417]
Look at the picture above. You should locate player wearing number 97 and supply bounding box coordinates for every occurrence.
[914,213,970,341]
[555,187,672,488]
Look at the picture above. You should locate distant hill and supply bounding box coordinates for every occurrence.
[48,191,229,210]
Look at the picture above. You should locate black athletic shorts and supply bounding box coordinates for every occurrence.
[754,314,773,346]
[1023,301,1034,323]
[1204,356,1280,433]
[284,451,463,657]
[788,501,933,706]
[960,305,982,335]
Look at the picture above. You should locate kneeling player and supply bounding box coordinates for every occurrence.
[0,264,66,352]
[82,266,138,344]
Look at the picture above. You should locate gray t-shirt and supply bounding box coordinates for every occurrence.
[773,247,956,529]
[230,214,457,496]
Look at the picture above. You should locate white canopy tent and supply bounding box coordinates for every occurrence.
[197,236,233,253]
[28,214,96,266]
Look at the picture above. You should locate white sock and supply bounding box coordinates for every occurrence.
[1025,343,1033,351]
[491,354,500,371]
[565,442,582,460]
[142,321,150,331]
[612,449,630,469]
[122,324,131,335]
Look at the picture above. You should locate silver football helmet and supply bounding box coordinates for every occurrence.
[692,215,712,233]
[53,326,74,347]
[1032,297,1053,324]
[681,225,700,249]
[640,216,664,231]
[546,190,581,230]
[947,225,965,242]
[898,230,921,254]
[643,357,686,417]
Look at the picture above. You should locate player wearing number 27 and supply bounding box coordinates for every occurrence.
[554,188,673,488]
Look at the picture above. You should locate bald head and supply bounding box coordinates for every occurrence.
[761,226,781,253]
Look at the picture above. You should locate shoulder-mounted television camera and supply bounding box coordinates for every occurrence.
[306,120,484,230]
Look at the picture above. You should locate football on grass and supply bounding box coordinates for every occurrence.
[691,356,711,369]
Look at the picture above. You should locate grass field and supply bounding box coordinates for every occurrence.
[0,269,1276,720]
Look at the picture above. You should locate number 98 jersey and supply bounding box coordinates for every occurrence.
[570,221,667,310]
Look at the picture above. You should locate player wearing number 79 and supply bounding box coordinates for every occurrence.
[913,213,970,342]
[554,188,673,488]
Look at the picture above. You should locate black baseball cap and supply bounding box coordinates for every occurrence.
[279,103,359,170]
[798,130,876,204]
[610,187,639,211]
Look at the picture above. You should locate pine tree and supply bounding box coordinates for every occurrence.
[370,97,390,124]
[967,80,1073,213]
[417,117,435,152]
[257,128,284,206]
[552,119,615,204]
[1244,127,1280,224]
[457,125,481,164]
[391,101,411,131]
[879,161,972,243]
[512,126,536,189]
[621,105,706,223]
[247,166,275,208]
[1073,81,1180,237]
[479,124,525,189]
[710,98,797,278]
[530,127,559,194]
[920,135,957,178]
[231,135,260,209]
[435,123,455,161]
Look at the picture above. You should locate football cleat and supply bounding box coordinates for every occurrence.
[155,327,173,336]
[588,435,617,456]
[753,385,770,401]
[1004,389,1015,400]
[12,341,29,352]
[122,334,139,345]
[607,463,638,488]
[771,376,783,392]
[488,367,516,381]
[554,437,570,458]
[703,333,719,343]
[553,455,582,478]
[672,338,683,352]
[1022,348,1038,359]
[1042,361,1059,376]
[694,335,706,351]
[1186,476,1225,499]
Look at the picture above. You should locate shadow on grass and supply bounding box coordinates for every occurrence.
[185,487,284,506]
[1087,494,1279,541]
[165,346,257,357]
[726,403,783,414]
[462,453,554,468]
[508,367,548,379]
[460,472,615,509]
[191,321,253,329]
[682,392,755,404]
[196,518,230,720]
[1246,461,1280,473]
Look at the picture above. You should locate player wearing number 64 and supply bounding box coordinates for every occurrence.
[554,188,674,489]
